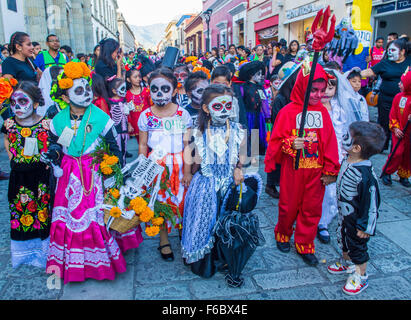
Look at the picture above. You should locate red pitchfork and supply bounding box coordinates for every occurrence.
[295,6,336,170]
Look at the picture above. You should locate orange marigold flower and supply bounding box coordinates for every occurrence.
[80,62,91,78]
[139,206,154,223]
[101,165,113,175]
[0,78,13,104]
[64,62,84,79]
[109,207,122,218]
[110,188,120,199]
[9,78,18,87]
[58,78,74,89]
[152,217,164,226]
[105,155,119,166]
[130,197,147,215]
[145,225,160,237]
[103,154,110,161]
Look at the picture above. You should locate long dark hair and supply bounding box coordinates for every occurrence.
[126,67,142,91]
[91,44,100,68]
[9,31,30,55]
[92,73,110,106]
[288,40,300,55]
[98,38,119,68]
[197,84,233,133]
[14,80,45,107]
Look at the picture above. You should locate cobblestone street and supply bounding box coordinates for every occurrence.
[0,109,410,300]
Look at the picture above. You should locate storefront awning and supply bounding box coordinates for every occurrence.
[254,15,279,31]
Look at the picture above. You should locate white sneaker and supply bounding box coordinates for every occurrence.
[342,272,369,296]
[327,258,355,274]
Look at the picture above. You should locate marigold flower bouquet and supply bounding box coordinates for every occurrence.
[92,140,180,237]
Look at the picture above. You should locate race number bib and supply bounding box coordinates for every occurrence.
[162,117,187,135]
[296,111,323,129]
[258,90,266,100]
[399,97,407,109]
[57,127,75,148]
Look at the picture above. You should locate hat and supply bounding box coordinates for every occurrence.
[238,61,265,82]
[161,46,180,69]
[276,61,302,90]
[223,174,263,214]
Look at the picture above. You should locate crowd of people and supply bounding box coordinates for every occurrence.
[0,27,410,296]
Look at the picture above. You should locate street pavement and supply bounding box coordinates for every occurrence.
[0,107,410,300]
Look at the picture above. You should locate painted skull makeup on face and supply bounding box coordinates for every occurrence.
[342,130,354,152]
[252,70,264,85]
[208,95,233,126]
[116,82,127,98]
[150,78,173,107]
[387,44,400,61]
[10,90,34,119]
[191,80,209,106]
[174,68,189,85]
[67,78,92,108]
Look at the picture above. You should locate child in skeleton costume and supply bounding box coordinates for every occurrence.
[173,64,191,109]
[126,67,152,143]
[381,68,411,188]
[45,62,129,283]
[184,70,209,124]
[181,84,245,278]
[107,77,129,166]
[328,121,385,296]
[138,68,193,262]
[264,63,340,266]
[238,61,270,156]
[2,81,51,268]
[317,67,368,243]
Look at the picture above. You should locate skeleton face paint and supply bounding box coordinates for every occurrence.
[191,80,208,106]
[10,90,34,119]
[387,44,400,61]
[150,77,173,107]
[252,70,264,85]
[208,95,233,126]
[67,78,92,108]
[174,68,189,85]
[116,82,127,98]
[342,130,354,152]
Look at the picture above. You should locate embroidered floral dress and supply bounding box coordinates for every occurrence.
[126,87,151,141]
[138,106,193,232]
[1,117,51,268]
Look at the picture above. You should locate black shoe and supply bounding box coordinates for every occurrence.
[399,178,411,188]
[0,171,9,180]
[317,227,330,244]
[265,185,280,199]
[299,253,319,266]
[183,258,190,266]
[276,241,290,253]
[381,173,392,186]
[126,152,133,158]
[157,244,174,262]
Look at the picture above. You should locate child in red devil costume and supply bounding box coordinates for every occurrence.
[264,63,340,266]
[381,67,411,188]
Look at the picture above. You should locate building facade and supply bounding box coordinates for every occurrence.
[117,12,135,53]
[0,0,119,55]
[164,20,178,48]
[246,0,278,48]
[202,0,249,49]
[176,14,196,54]
[184,14,204,56]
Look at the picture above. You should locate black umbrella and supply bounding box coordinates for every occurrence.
[214,174,265,288]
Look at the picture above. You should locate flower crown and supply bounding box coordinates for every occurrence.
[0,77,18,111]
[50,61,92,109]
[193,66,211,79]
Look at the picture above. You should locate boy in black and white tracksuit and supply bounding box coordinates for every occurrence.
[328,121,386,296]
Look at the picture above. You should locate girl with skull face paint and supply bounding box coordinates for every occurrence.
[46,62,131,283]
[138,68,193,261]
[238,61,270,156]
[1,80,52,268]
[107,77,130,166]
[173,64,191,109]
[181,84,246,277]
[184,70,209,123]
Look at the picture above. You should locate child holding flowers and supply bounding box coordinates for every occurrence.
[1,79,52,268]
[44,62,130,283]
[138,67,193,261]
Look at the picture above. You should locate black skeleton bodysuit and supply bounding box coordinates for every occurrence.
[336,157,381,264]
